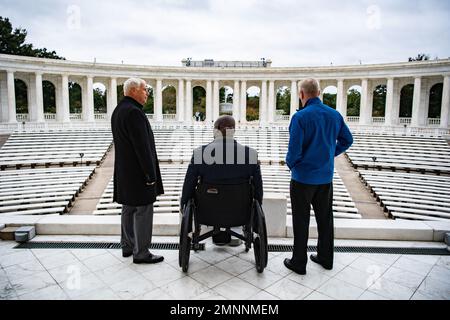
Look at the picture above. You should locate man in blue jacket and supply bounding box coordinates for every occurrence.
[284,78,353,275]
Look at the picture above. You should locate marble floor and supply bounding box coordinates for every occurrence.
[1,236,449,300]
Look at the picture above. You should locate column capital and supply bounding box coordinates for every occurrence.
[5,69,15,74]
[35,71,43,77]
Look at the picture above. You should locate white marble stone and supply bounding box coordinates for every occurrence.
[427,265,450,285]
[416,277,450,300]
[136,287,174,300]
[265,277,312,300]
[0,281,17,300]
[381,266,426,290]
[392,256,434,277]
[141,263,185,287]
[215,256,254,276]
[317,278,365,300]
[367,277,415,300]
[75,287,120,300]
[82,252,122,272]
[60,272,105,299]
[333,253,361,266]
[94,262,141,287]
[190,265,233,289]
[213,277,261,300]
[160,276,209,300]
[334,266,379,290]
[262,193,287,237]
[195,247,233,265]
[46,261,91,284]
[348,256,391,275]
[0,250,38,268]
[358,290,388,300]
[304,291,334,300]
[38,250,79,270]
[9,270,57,297]
[19,284,68,300]
[109,274,157,299]
[288,268,331,290]
[359,253,401,266]
[4,260,46,282]
[237,268,284,290]
[193,289,227,300]
[248,290,280,300]
[70,249,108,261]
[166,255,209,274]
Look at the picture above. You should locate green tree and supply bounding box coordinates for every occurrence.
[399,84,414,117]
[323,93,336,109]
[0,16,64,59]
[14,79,28,114]
[43,81,56,113]
[347,89,361,116]
[193,86,206,117]
[428,83,443,118]
[372,85,386,116]
[246,94,260,121]
[69,82,82,113]
[93,88,106,113]
[162,86,176,114]
[276,87,291,115]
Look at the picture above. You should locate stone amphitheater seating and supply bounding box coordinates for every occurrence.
[359,170,450,221]
[94,164,361,219]
[0,166,96,216]
[346,134,450,174]
[0,130,113,170]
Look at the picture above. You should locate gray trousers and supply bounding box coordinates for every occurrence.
[121,204,154,259]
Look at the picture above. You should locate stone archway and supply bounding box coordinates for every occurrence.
[323,86,337,109]
[347,85,362,117]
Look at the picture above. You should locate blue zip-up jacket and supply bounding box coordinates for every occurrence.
[286,97,353,185]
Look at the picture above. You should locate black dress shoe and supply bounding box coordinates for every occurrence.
[310,254,333,270]
[122,250,133,258]
[133,254,164,264]
[283,258,306,275]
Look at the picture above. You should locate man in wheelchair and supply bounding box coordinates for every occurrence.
[179,116,267,272]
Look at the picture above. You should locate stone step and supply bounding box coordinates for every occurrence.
[1,215,450,242]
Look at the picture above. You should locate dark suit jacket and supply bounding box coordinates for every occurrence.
[111,96,164,206]
[180,137,263,207]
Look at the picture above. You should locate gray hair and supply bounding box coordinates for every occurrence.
[299,78,321,96]
[123,78,146,96]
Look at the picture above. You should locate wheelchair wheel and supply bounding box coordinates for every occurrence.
[253,201,268,271]
[179,203,192,272]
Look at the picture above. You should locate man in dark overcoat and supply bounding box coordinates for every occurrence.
[111,78,164,264]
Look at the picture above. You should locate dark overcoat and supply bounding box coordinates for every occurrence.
[111,96,164,206]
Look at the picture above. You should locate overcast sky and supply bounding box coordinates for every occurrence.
[1,0,449,67]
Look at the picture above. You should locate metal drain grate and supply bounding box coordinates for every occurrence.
[268,244,450,255]
[13,242,449,255]
[14,242,205,251]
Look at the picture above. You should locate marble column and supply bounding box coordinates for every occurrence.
[318,80,324,101]
[440,75,450,128]
[82,76,95,122]
[29,72,44,122]
[107,78,117,120]
[185,79,192,123]
[260,80,268,124]
[7,71,17,123]
[213,80,220,121]
[0,73,8,122]
[240,80,247,123]
[177,79,185,122]
[290,80,298,118]
[233,80,240,121]
[206,80,212,123]
[411,77,427,127]
[155,79,163,122]
[385,78,400,126]
[268,80,275,123]
[57,74,70,123]
[336,79,347,118]
[359,79,373,125]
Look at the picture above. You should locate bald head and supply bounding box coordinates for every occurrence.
[214,115,235,138]
[298,78,321,107]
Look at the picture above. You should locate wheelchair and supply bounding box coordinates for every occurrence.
[179,176,268,273]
